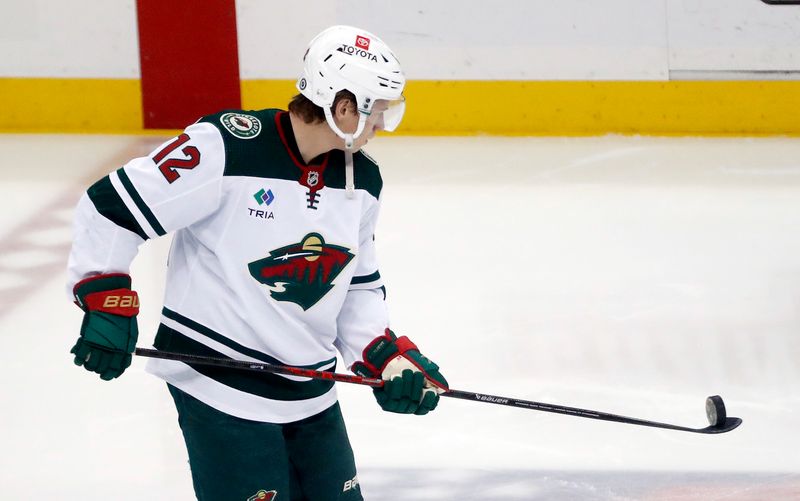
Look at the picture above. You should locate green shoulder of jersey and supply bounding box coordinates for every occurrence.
[199,109,382,200]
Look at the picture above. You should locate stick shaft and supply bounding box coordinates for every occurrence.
[445,389,691,432]
[134,348,384,387]
[443,389,742,434]
[134,348,740,434]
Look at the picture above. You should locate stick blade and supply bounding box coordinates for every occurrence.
[701,417,743,434]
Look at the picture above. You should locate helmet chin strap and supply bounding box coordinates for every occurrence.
[323,108,369,199]
[344,134,355,199]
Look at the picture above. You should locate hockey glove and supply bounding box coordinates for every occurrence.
[71,274,139,381]
[352,329,448,415]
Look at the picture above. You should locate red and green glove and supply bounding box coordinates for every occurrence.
[71,274,139,381]
[352,329,448,415]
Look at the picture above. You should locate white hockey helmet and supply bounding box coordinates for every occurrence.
[297,25,406,147]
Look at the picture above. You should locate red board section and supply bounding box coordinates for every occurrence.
[136,0,241,129]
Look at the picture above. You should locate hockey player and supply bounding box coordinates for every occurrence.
[67,25,448,500]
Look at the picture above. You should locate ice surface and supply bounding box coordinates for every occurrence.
[0,133,798,500]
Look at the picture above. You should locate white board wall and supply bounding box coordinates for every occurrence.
[0,0,798,79]
[0,0,140,78]
[668,0,800,73]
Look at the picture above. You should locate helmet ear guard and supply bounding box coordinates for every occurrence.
[322,106,366,149]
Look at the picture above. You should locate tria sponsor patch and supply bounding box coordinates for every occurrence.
[253,188,275,206]
[248,208,274,220]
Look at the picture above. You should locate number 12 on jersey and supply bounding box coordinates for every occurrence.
[152,133,201,183]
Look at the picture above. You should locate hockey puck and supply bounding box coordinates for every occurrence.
[705,395,727,427]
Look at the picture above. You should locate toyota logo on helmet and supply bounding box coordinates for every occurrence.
[355,35,370,50]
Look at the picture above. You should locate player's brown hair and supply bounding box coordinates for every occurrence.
[288,90,357,124]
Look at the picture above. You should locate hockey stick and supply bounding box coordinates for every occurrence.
[135,348,742,435]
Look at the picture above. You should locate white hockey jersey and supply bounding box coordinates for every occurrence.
[67,109,390,423]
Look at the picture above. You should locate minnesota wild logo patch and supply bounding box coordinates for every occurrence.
[248,233,354,310]
[247,489,277,501]
[220,113,261,139]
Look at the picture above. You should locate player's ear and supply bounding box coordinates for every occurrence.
[333,97,356,119]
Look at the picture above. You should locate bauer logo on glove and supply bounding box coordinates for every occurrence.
[70,273,140,381]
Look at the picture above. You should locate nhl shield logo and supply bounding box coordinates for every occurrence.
[248,233,354,310]
[220,113,262,139]
[307,170,320,187]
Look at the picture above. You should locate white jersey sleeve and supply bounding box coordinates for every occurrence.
[66,122,226,293]
[334,196,390,368]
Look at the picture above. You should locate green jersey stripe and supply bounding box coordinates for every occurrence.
[350,271,381,285]
[162,307,336,370]
[153,324,336,401]
[86,175,149,240]
[116,167,167,236]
